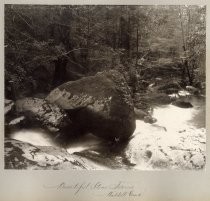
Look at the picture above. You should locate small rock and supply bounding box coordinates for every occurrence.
[134,108,148,120]
[178,90,190,97]
[186,86,199,93]
[155,77,162,81]
[145,150,152,159]
[9,116,25,125]
[143,116,157,124]
[172,100,193,108]
[190,153,205,169]
[5,99,14,115]
[178,129,186,133]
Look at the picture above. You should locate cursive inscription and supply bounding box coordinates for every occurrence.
[107,191,142,197]
[44,181,144,197]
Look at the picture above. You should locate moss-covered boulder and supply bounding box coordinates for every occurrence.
[46,70,136,141]
[14,98,72,136]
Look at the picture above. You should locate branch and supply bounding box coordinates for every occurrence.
[66,57,87,70]
[11,8,34,30]
[60,48,88,57]
[50,22,71,28]
[22,48,88,69]
[10,26,36,41]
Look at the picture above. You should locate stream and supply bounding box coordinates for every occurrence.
[10,95,206,170]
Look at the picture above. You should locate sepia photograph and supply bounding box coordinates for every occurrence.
[4,4,206,170]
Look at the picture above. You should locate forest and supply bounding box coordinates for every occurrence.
[4,5,206,170]
[5,5,206,98]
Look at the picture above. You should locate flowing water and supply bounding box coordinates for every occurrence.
[10,95,206,170]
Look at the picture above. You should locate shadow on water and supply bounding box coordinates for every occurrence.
[72,137,135,169]
[187,96,205,128]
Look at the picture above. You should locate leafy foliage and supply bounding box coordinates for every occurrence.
[5,5,206,98]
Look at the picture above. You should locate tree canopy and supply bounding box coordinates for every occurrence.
[5,5,206,98]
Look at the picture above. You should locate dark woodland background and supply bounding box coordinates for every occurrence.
[5,5,206,99]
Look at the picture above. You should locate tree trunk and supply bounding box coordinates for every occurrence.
[126,6,131,57]
[136,26,139,65]
[86,6,90,71]
[8,81,17,100]
[184,60,193,85]
[179,6,193,85]
[179,6,186,50]
[52,57,68,88]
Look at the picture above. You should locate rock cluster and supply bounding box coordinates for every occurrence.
[6,70,136,143]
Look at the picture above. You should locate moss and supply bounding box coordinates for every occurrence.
[5,141,40,169]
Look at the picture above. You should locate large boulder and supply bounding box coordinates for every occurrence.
[13,98,72,136]
[46,70,136,141]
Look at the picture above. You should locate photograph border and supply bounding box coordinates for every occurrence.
[0,0,209,200]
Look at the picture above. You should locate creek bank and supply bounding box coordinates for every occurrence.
[133,74,203,112]
[5,138,101,170]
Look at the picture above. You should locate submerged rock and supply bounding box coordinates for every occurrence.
[143,116,157,124]
[134,107,148,119]
[46,70,136,141]
[134,108,157,124]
